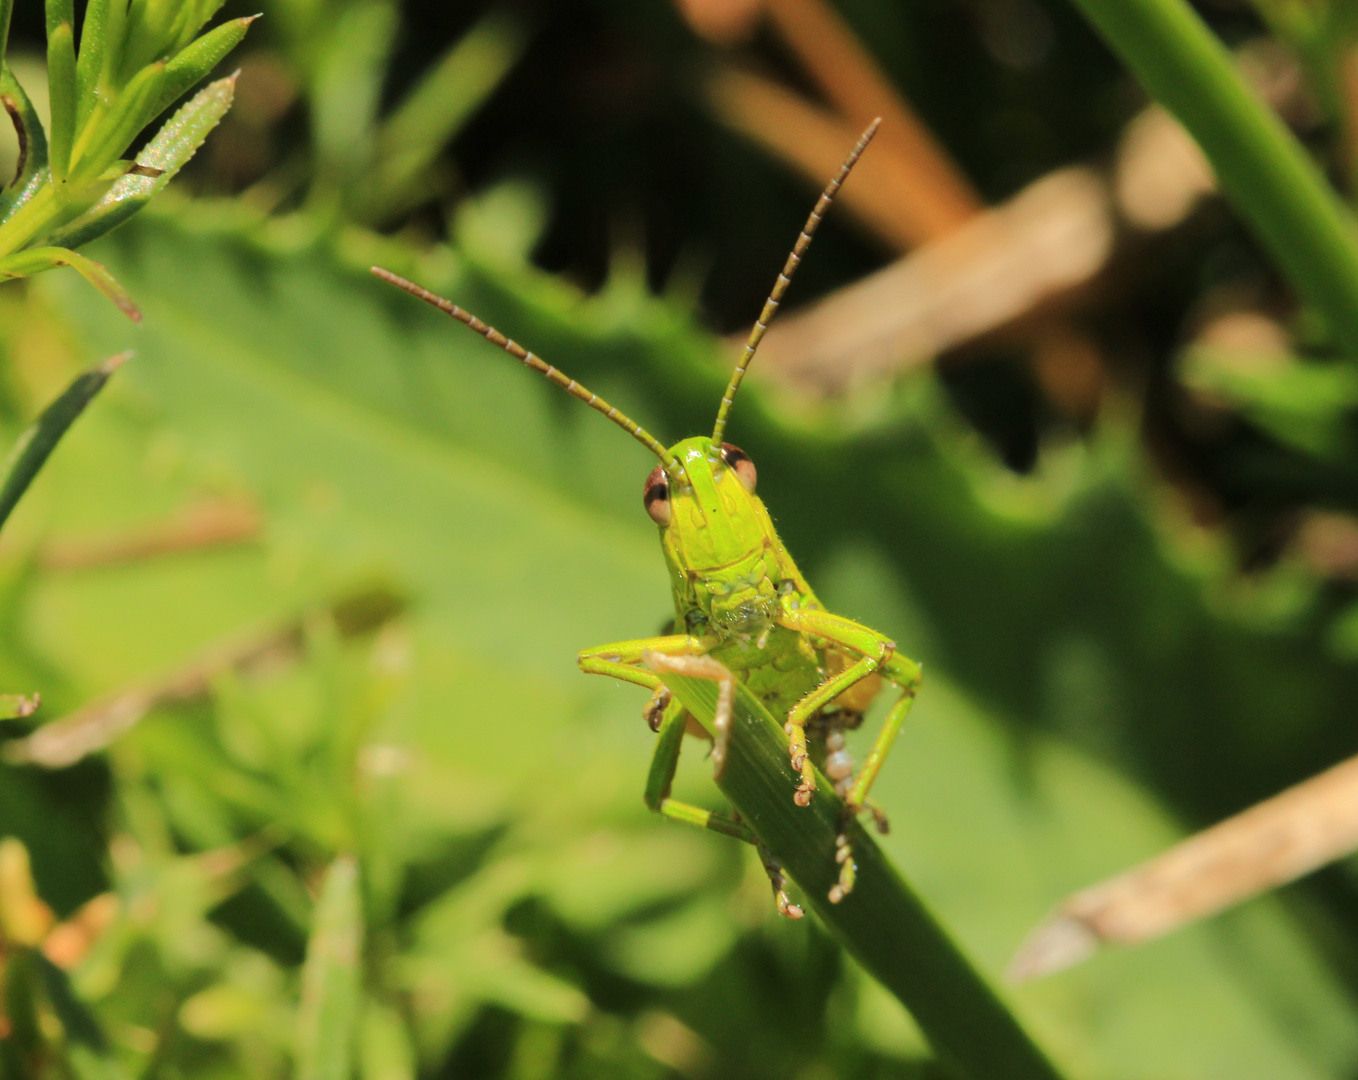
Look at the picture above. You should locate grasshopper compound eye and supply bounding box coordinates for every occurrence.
[643,464,671,526]
[721,444,757,494]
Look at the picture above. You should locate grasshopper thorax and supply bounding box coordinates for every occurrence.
[646,437,782,640]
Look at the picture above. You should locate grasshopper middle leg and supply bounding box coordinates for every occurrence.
[779,608,923,903]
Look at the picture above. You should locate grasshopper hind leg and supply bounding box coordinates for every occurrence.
[819,722,890,833]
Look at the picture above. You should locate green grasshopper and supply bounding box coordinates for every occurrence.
[373,119,920,916]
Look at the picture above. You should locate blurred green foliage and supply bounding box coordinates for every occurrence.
[2,0,1358,1078]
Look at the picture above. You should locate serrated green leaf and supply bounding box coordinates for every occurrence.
[0,350,125,534]
[297,855,363,1080]
[47,74,236,250]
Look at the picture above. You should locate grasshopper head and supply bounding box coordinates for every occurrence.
[645,436,780,638]
[374,122,880,642]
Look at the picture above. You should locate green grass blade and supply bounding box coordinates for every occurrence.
[656,670,1065,1080]
[309,0,398,188]
[364,11,528,222]
[96,0,127,104]
[0,246,140,320]
[0,0,13,69]
[296,855,363,1080]
[149,15,254,120]
[43,0,72,39]
[1063,0,1358,353]
[69,60,166,184]
[35,953,108,1054]
[75,0,113,130]
[172,0,227,53]
[0,351,126,535]
[46,73,236,251]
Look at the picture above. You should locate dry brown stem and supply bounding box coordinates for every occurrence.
[1010,749,1358,981]
[4,588,403,768]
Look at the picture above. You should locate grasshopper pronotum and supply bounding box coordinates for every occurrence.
[373,119,921,915]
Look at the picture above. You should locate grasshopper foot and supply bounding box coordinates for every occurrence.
[828,829,857,903]
[757,841,804,920]
[825,727,888,835]
[784,721,817,806]
[643,685,672,732]
[643,651,736,779]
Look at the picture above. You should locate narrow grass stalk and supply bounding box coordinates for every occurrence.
[1063,0,1358,353]
[657,671,1065,1080]
[296,855,363,1080]
[0,0,14,65]
[0,352,128,532]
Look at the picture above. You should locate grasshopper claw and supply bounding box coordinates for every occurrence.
[642,651,736,780]
[757,841,804,919]
[643,686,672,732]
[830,831,857,902]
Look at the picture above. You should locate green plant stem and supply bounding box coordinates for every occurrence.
[1066,0,1358,352]
[658,672,1065,1080]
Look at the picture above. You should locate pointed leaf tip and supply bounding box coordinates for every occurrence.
[0,353,126,533]
[1007,913,1101,983]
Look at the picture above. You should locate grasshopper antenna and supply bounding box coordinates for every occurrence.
[372,267,682,476]
[711,117,881,446]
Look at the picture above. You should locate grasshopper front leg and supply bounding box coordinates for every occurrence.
[644,692,803,919]
[588,643,803,920]
[578,633,709,692]
[778,608,923,902]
